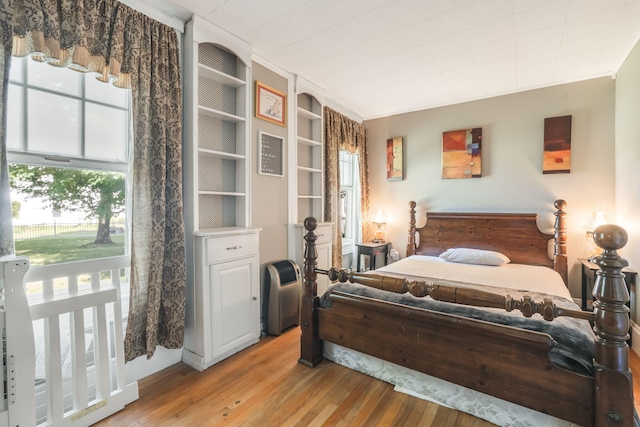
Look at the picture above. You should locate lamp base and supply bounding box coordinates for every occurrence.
[372,238,385,243]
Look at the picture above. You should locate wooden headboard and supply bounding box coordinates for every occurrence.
[406,199,568,284]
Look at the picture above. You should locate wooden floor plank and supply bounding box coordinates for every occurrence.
[93,328,640,427]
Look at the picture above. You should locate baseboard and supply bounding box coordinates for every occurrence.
[182,348,205,371]
[182,338,260,372]
[125,346,183,382]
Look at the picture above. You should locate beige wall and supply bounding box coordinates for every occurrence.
[250,62,290,324]
[614,40,640,321]
[364,78,616,298]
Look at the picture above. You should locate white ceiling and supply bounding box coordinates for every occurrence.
[164,0,640,120]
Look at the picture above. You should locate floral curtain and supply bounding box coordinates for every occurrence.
[324,106,370,268]
[3,0,186,361]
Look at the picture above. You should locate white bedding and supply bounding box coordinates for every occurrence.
[324,255,581,427]
[376,255,572,300]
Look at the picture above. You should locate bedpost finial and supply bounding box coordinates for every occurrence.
[593,224,628,252]
[554,199,566,210]
[409,201,416,209]
[304,217,318,232]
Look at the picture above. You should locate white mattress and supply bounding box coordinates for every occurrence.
[376,255,572,300]
[325,255,580,426]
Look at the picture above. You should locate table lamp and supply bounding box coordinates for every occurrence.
[372,209,386,243]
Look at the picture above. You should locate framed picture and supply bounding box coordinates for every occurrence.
[255,81,286,126]
[258,131,284,177]
[442,128,482,179]
[387,137,404,181]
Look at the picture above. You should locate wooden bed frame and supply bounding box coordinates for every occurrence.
[299,200,634,427]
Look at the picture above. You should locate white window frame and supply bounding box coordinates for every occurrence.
[7,56,130,174]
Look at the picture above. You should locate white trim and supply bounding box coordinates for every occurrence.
[8,152,128,172]
[324,97,364,123]
[252,54,295,80]
[190,15,252,66]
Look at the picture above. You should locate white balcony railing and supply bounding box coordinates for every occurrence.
[3,255,138,427]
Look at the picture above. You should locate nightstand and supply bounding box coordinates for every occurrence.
[578,258,636,311]
[356,242,391,272]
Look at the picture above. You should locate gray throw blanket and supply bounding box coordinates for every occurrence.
[319,281,596,375]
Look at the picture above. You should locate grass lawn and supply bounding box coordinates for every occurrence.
[15,234,126,266]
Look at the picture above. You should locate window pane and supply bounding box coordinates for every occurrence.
[341,189,352,239]
[9,56,24,83]
[10,164,126,266]
[28,60,81,96]
[7,84,22,149]
[85,74,129,108]
[85,103,128,162]
[28,90,80,156]
[340,151,353,186]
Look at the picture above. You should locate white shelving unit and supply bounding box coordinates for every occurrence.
[295,92,324,223]
[183,16,259,370]
[288,77,333,291]
[191,39,249,229]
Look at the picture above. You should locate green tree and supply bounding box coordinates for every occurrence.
[9,165,125,244]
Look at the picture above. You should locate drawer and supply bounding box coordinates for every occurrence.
[314,225,332,245]
[206,233,259,264]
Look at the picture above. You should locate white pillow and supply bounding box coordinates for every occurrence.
[439,248,511,266]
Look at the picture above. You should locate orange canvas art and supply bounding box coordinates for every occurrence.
[442,128,482,179]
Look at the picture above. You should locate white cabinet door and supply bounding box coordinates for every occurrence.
[210,256,260,358]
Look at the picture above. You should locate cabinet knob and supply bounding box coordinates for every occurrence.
[252,296,257,300]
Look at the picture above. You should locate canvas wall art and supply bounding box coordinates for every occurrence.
[442,128,482,179]
[386,137,403,181]
[543,115,571,174]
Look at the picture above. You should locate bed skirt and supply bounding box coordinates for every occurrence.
[323,341,580,427]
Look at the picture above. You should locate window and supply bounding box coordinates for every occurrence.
[7,56,131,266]
[339,151,359,245]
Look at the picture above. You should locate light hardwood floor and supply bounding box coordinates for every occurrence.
[94,328,640,427]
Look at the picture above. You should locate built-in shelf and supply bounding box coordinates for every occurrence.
[183,15,258,376]
[294,92,324,224]
[297,166,322,173]
[198,63,245,87]
[198,105,246,122]
[297,106,321,120]
[199,191,246,197]
[297,136,322,146]
[198,148,245,160]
